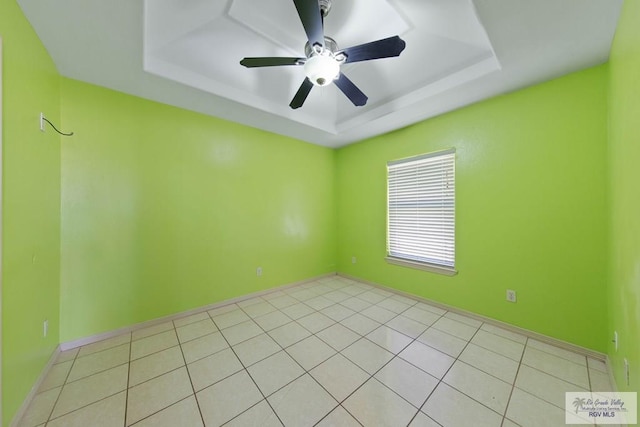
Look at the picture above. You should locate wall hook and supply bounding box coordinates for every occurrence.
[40,112,74,136]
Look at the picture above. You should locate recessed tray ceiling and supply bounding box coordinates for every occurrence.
[18,0,622,147]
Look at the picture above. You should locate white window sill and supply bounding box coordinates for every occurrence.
[385,256,458,276]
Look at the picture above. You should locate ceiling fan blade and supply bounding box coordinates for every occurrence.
[293,0,324,48]
[290,78,314,109]
[334,73,368,107]
[240,57,305,68]
[339,35,406,64]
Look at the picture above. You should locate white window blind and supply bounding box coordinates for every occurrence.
[387,149,455,270]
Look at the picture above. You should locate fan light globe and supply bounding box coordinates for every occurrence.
[304,55,340,86]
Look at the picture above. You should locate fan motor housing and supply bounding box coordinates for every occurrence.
[305,37,339,57]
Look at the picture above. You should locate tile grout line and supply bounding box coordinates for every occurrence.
[133,297,385,420]
[502,335,529,426]
[402,316,448,427]
[123,332,132,427]
[44,391,126,425]
[234,293,374,424]
[173,319,207,427]
[587,357,594,392]
[278,292,375,427]
[414,323,479,415]
[231,285,381,426]
[43,334,132,425]
[123,328,198,426]
[513,347,600,419]
[236,296,357,425]
[525,342,591,368]
[414,322,519,424]
[450,341,523,385]
[306,293,444,425]
[127,396,197,427]
[56,344,131,387]
[520,362,591,391]
[327,293,466,425]
[210,304,288,427]
[43,346,81,425]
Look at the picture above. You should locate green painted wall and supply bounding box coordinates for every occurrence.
[1,2,61,426]
[59,78,337,342]
[336,66,609,351]
[608,0,640,393]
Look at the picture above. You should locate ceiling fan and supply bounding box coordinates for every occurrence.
[239,0,407,109]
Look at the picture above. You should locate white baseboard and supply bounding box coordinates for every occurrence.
[60,272,337,351]
[338,272,609,362]
[605,356,621,393]
[10,346,60,427]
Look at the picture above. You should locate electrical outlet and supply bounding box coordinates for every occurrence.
[506,289,517,303]
[624,358,630,386]
[39,112,45,132]
[43,320,48,338]
[613,331,618,351]
[352,256,357,264]
[256,267,263,277]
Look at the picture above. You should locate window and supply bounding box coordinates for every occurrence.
[386,149,456,275]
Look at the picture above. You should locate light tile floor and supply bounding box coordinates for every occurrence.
[18,276,614,427]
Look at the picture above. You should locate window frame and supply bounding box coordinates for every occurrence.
[385,148,457,276]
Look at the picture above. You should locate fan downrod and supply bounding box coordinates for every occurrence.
[319,0,332,17]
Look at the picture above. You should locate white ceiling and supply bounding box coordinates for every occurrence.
[18,0,622,148]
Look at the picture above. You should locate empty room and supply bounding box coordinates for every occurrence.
[1,0,638,426]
